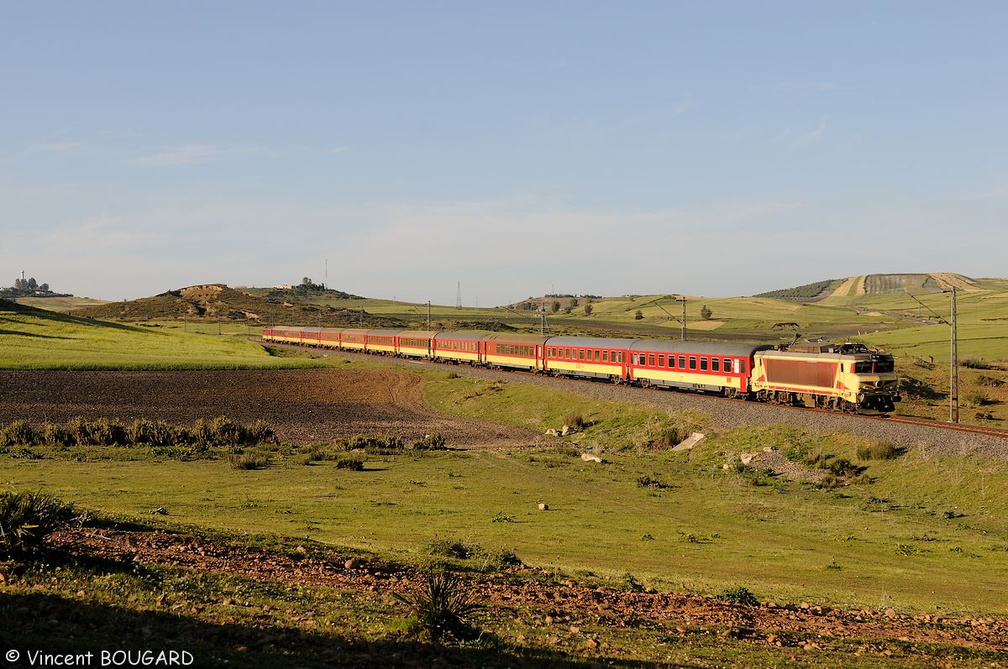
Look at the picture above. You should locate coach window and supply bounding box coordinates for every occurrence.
[579,349,585,360]
[724,358,732,372]
[677,355,685,368]
[593,349,599,361]
[647,354,655,366]
[689,356,697,370]
[700,357,708,371]
[712,358,720,372]
[602,350,608,362]
[658,354,665,367]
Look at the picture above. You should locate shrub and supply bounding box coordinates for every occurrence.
[335,456,364,471]
[425,538,472,560]
[856,441,900,461]
[210,416,244,446]
[1,421,38,447]
[645,425,688,450]
[563,413,586,430]
[393,570,486,643]
[42,423,74,448]
[127,419,177,447]
[717,585,759,607]
[413,434,447,450]
[964,390,994,407]
[246,419,277,445]
[0,491,75,560]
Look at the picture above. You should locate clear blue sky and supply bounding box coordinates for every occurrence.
[3,1,1006,305]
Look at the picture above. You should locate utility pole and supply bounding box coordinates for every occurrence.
[904,288,959,423]
[950,287,959,423]
[679,296,686,341]
[456,281,462,310]
[644,295,687,341]
[427,301,431,331]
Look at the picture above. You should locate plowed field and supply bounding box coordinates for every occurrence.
[0,369,542,447]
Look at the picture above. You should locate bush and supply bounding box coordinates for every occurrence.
[210,416,244,446]
[0,491,76,560]
[425,538,472,560]
[856,441,900,461]
[563,413,586,430]
[645,425,688,450]
[127,419,177,447]
[335,456,364,471]
[393,570,486,643]
[964,390,994,407]
[717,585,759,607]
[0,421,38,447]
[413,434,447,450]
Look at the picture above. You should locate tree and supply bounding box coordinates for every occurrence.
[551,301,561,313]
[584,303,593,316]
[700,305,713,320]
[634,310,644,320]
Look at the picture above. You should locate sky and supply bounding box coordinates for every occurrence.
[2,1,1007,306]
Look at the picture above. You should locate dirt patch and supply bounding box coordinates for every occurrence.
[0,369,543,447]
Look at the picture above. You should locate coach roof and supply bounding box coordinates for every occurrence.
[630,340,773,357]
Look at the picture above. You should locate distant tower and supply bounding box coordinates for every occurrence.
[456,281,462,310]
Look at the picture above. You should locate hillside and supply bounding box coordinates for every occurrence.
[758,273,979,301]
[72,284,403,327]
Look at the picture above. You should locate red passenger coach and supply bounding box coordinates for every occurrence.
[397,331,435,359]
[628,341,772,397]
[365,329,398,355]
[433,332,487,364]
[545,336,636,382]
[339,328,367,351]
[485,334,549,371]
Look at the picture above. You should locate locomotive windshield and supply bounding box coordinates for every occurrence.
[853,357,895,374]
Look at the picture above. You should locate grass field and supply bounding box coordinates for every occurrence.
[0,301,314,369]
[5,424,1007,615]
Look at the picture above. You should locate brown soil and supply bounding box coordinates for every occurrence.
[0,369,542,447]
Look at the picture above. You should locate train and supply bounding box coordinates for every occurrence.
[261,326,901,414]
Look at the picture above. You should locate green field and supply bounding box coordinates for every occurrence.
[5,424,1006,615]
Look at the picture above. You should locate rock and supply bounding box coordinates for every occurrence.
[538,503,549,511]
[581,452,603,463]
[884,607,898,619]
[344,558,360,569]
